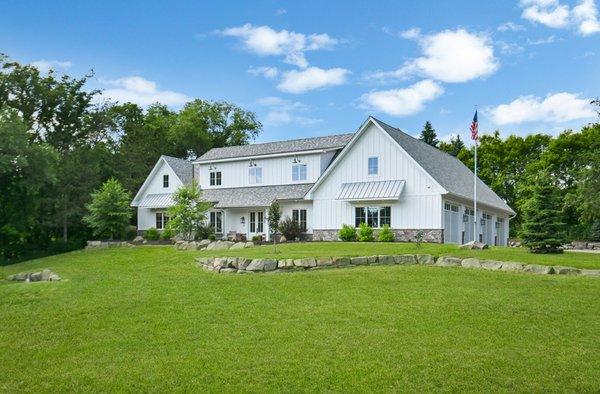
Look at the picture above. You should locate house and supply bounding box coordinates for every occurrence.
[131,117,515,245]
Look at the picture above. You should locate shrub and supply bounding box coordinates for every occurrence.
[338,224,357,242]
[83,178,132,240]
[208,233,216,241]
[194,224,214,240]
[252,235,262,244]
[591,220,600,242]
[357,222,374,242]
[378,225,395,242]
[144,228,160,241]
[161,227,173,240]
[124,225,138,240]
[279,217,301,241]
[414,230,424,248]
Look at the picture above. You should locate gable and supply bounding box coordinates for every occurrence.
[131,157,185,206]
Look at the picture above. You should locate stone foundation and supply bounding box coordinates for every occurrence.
[312,229,443,243]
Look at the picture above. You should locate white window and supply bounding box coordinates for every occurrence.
[249,167,262,184]
[292,209,307,232]
[210,211,223,233]
[355,206,391,228]
[250,211,263,233]
[368,157,378,175]
[210,171,221,186]
[163,174,169,188]
[444,202,459,212]
[292,164,307,181]
[155,212,169,229]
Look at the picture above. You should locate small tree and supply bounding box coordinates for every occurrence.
[83,178,132,240]
[419,121,438,147]
[167,181,212,241]
[279,216,301,241]
[268,201,282,252]
[519,173,565,253]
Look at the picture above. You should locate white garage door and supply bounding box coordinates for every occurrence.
[463,208,475,244]
[482,213,493,245]
[443,202,460,244]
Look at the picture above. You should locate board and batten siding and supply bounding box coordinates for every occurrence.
[136,160,183,230]
[312,123,444,230]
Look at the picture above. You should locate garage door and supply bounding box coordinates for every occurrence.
[443,202,460,244]
[463,208,475,244]
[482,213,493,245]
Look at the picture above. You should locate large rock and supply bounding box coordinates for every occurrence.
[375,255,395,265]
[316,257,334,267]
[480,260,503,271]
[220,268,237,274]
[553,266,581,275]
[198,239,211,248]
[229,242,246,250]
[435,256,461,267]
[236,258,252,270]
[394,254,417,265]
[461,258,482,269]
[459,241,489,250]
[205,242,217,251]
[277,259,295,269]
[246,259,277,272]
[28,271,43,282]
[185,241,199,250]
[500,262,524,272]
[213,240,235,250]
[7,273,28,281]
[580,269,600,277]
[196,257,210,266]
[244,242,254,248]
[350,257,368,266]
[367,256,379,264]
[279,235,287,243]
[333,257,351,266]
[416,254,435,265]
[132,236,144,243]
[293,258,317,268]
[212,257,229,269]
[523,264,554,275]
[571,241,588,250]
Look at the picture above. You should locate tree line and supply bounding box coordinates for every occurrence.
[0,54,261,263]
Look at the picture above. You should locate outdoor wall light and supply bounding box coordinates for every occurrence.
[462,214,469,223]
[240,216,245,225]
[248,159,257,167]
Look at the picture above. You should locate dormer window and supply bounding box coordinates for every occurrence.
[163,174,169,188]
[368,157,378,175]
[210,171,222,186]
[292,164,307,181]
[249,167,262,184]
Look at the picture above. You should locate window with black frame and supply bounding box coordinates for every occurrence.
[355,206,391,228]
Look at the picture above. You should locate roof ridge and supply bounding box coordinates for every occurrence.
[207,132,354,151]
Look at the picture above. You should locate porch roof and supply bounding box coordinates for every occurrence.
[202,183,314,208]
[337,180,405,201]
[138,193,174,208]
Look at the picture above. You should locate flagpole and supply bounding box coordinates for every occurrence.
[473,106,478,243]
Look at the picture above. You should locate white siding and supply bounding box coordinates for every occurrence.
[135,161,183,230]
[280,201,313,234]
[312,124,444,230]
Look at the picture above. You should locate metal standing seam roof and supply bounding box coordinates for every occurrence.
[338,180,405,200]
[138,193,175,208]
[371,118,515,214]
[201,183,314,208]
[195,133,354,162]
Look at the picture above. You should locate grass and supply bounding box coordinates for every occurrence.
[196,241,600,269]
[1,246,599,392]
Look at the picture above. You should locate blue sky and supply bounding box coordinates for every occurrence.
[1,0,599,143]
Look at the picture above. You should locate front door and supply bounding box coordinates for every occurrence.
[248,211,264,239]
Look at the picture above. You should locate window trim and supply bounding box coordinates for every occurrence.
[292,209,307,232]
[163,174,169,188]
[155,212,169,230]
[354,206,391,228]
[249,167,262,184]
[209,211,223,234]
[292,164,307,182]
[209,171,222,186]
[367,156,379,176]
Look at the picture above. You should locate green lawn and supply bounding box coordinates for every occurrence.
[1,247,599,392]
[196,241,600,269]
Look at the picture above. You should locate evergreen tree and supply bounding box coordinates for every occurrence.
[519,173,565,253]
[419,121,438,147]
[83,178,132,240]
[438,135,465,156]
[267,201,282,252]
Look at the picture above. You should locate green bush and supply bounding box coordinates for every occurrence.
[338,224,357,242]
[208,233,216,241]
[591,220,600,242]
[378,225,395,242]
[124,225,138,240]
[161,227,173,240]
[194,224,214,240]
[144,228,160,241]
[357,222,374,242]
[252,235,262,244]
[279,217,301,241]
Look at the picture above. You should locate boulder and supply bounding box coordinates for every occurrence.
[244,242,254,248]
[461,258,482,269]
[580,269,600,277]
[229,242,246,250]
[588,242,600,250]
[132,236,144,243]
[246,259,277,272]
[28,272,43,282]
[293,258,317,268]
[40,269,52,281]
[480,260,503,271]
[48,273,61,281]
[435,256,461,267]
[523,264,554,275]
[350,257,368,266]
[500,262,524,272]
[367,256,379,264]
[185,241,199,250]
[7,273,28,281]
[236,258,252,271]
[213,240,235,250]
[459,241,489,250]
[227,257,239,268]
[395,254,417,265]
[212,257,229,269]
[416,254,435,265]
[333,257,351,266]
[375,255,395,265]
[553,266,581,275]
[572,241,588,250]
[278,259,295,269]
[279,235,287,243]
[196,257,210,266]
[316,257,334,267]
[205,242,217,251]
[237,270,254,274]
[198,239,211,248]
[220,268,238,274]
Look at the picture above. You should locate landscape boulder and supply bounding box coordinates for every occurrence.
[316,257,334,267]
[236,258,252,270]
[350,257,368,266]
[132,236,144,243]
[367,256,379,264]
[395,254,417,265]
[461,258,482,269]
[435,256,461,267]
[500,262,524,272]
[553,266,581,275]
[229,242,246,250]
[459,241,489,250]
[246,259,277,272]
[244,242,254,248]
[293,258,317,268]
[333,257,351,266]
[580,269,600,277]
[523,264,554,275]
[277,259,295,269]
[8,269,61,282]
[376,255,395,265]
[416,254,435,265]
[480,260,503,271]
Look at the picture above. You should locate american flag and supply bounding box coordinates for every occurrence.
[470,110,478,140]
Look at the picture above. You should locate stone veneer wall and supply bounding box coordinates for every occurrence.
[313,229,443,243]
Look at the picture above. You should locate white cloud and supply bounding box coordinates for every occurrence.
[527,34,558,44]
[30,60,72,73]
[370,29,499,83]
[275,8,287,15]
[498,41,525,54]
[277,66,350,94]
[248,66,279,79]
[400,28,422,39]
[218,24,338,68]
[360,80,444,117]
[100,76,190,107]
[520,0,600,35]
[488,92,595,124]
[498,22,527,31]
[257,96,321,126]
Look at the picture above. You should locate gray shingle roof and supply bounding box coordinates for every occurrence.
[371,118,515,214]
[196,134,353,162]
[202,183,314,208]
[162,155,193,185]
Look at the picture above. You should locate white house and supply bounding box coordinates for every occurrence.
[131,117,515,245]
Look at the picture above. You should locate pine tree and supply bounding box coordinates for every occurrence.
[419,121,438,147]
[519,173,565,253]
[438,135,465,156]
